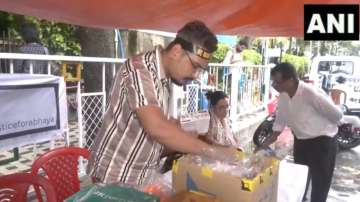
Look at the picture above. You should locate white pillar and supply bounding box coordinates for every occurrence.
[229,66,239,122]
[169,84,183,119]
[77,82,84,148]
[262,39,271,104]
[102,63,106,114]
[9,59,14,73]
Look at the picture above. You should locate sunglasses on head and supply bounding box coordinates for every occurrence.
[173,37,211,60]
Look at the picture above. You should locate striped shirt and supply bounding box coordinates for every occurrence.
[14,43,49,74]
[87,46,171,185]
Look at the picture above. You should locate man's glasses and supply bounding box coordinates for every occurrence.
[271,79,286,87]
[184,51,207,72]
[216,105,229,111]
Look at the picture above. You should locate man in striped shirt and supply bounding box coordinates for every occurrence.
[88,21,238,186]
[14,23,49,74]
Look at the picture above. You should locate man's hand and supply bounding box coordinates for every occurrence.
[169,117,181,127]
[136,106,242,160]
[198,135,213,144]
[262,131,281,147]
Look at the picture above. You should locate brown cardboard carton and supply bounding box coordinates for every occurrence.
[166,191,221,202]
[172,155,279,202]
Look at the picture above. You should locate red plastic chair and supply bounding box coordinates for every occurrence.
[0,173,57,202]
[31,147,90,202]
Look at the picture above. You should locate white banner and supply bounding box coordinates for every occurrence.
[0,74,68,150]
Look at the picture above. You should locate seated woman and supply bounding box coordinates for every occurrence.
[201,91,237,147]
[162,91,238,173]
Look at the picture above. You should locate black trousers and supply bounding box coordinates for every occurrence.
[293,135,337,202]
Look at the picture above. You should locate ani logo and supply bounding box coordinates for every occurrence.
[304,4,359,40]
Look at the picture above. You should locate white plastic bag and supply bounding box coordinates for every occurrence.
[277,160,309,202]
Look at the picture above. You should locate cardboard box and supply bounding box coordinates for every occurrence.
[165,191,221,202]
[172,155,279,202]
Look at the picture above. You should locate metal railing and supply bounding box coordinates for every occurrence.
[181,63,272,122]
[0,31,21,73]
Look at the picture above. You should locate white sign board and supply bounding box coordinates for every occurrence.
[266,48,282,57]
[0,74,68,150]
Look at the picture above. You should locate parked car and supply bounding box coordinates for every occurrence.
[308,56,360,113]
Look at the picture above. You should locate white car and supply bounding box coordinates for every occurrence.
[308,56,360,113]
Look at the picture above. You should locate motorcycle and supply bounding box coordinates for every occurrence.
[253,92,360,150]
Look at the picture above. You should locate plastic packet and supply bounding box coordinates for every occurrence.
[187,152,271,180]
[188,149,275,179]
[66,183,159,202]
[274,142,292,159]
[142,172,175,201]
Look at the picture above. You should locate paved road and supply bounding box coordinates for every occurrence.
[328,145,360,202]
[275,129,360,202]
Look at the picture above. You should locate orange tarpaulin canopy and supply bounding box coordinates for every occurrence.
[0,0,359,36]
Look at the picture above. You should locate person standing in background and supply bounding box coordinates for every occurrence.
[222,38,249,64]
[14,23,49,74]
[265,62,342,202]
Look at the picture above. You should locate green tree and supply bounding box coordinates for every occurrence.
[337,41,360,56]
[210,43,230,63]
[320,41,329,56]
[39,21,80,55]
[0,12,14,33]
[0,12,81,55]
[243,49,262,65]
[77,27,115,93]
[251,37,263,53]
[295,38,305,56]
[282,54,310,78]
[0,12,23,41]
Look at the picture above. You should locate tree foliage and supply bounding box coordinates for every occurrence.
[243,49,262,65]
[0,11,80,55]
[282,54,310,78]
[210,43,262,65]
[210,43,230,63]
[39,21,80,55]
